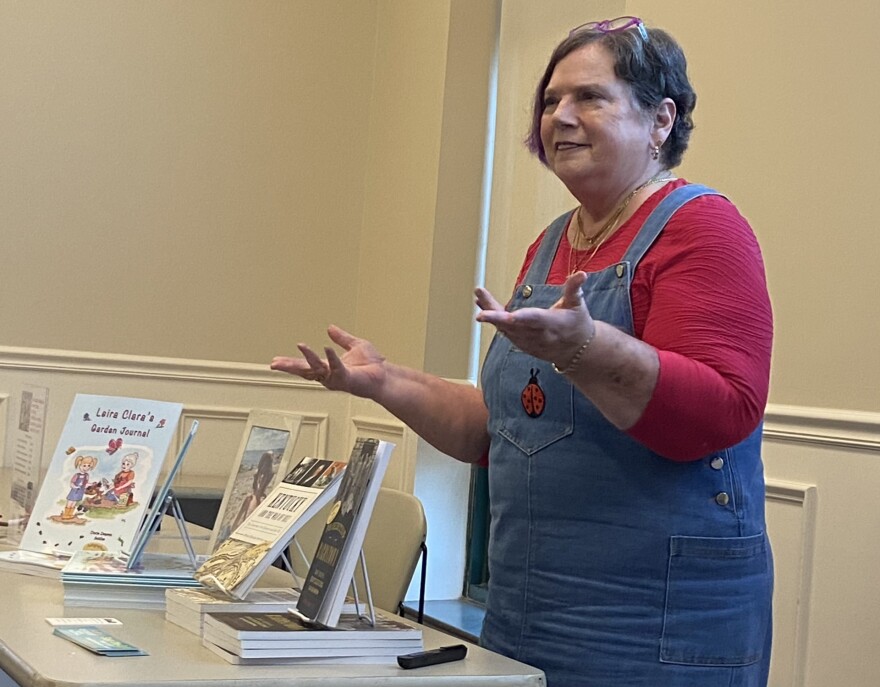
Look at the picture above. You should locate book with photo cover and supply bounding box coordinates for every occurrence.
[295,437,394,627]
[209,410,304,552]
[19,394,183,557]
[194,454,346,599]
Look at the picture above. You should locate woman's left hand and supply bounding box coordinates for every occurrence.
[475,271,595,369]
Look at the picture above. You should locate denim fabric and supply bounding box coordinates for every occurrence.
[479,185,773,687]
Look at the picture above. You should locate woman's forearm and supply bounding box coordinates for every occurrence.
[371,363,490,464]
[559,321,659,431]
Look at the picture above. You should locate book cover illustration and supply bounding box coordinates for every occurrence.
[210,412,304,552]
[295,437,393,627]
[194,455,346,597]
[19,394,182,557]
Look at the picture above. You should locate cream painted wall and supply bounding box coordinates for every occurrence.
[630,0,880,412]
[0,0,493,379]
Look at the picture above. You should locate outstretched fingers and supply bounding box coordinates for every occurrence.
[327,325,358,351]
[556,271,588,310]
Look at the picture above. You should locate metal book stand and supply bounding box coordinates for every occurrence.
[125,490,198,569]
[288,535,377,628]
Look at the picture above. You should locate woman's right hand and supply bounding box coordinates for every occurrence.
[270,325,387,400]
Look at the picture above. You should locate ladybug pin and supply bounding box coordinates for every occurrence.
[521,368,546,418]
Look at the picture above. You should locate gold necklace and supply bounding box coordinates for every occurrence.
[568,171,673,274]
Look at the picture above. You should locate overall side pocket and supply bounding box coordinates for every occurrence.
[660,532,772,666]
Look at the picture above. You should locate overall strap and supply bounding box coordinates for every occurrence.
[621,183,721,267]
[522,210,575,285]
[521,184,722,285]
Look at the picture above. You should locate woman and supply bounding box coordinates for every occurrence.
[272,17,773,687]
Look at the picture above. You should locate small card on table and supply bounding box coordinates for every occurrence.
[53,626,147,656]
[46,617,123,627]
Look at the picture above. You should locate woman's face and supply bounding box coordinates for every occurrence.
[540,43,655,194]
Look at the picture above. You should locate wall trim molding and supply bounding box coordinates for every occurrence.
[4,347,880,451]
[0,346,316,389]
[764,403,880,451]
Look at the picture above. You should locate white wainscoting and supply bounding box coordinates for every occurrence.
[763,404,880,687]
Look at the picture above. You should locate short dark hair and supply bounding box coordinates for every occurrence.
[525,26,696,168]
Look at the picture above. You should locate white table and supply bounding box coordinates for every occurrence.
[0,557,544,687]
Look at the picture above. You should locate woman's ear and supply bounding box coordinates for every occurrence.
[653,97,676,144]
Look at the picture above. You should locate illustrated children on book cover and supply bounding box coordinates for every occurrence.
[19,394,183,557]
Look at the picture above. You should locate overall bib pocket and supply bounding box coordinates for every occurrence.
[495,348,573,456]
[660,532,771,666]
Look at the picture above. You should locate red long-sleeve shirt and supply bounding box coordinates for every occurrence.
[514,179,773,461]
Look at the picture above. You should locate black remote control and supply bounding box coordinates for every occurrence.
[397,643,468,669]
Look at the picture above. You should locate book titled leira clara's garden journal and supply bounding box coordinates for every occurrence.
[19,394,183,558]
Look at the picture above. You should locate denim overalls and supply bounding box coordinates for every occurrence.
[480,185,773,687]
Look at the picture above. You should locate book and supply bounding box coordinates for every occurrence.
[209,411,304,552]
[203,611,422,642]
[165,586,303,636]
[193,454,346,599]
[200,611,422,663]
[166,586,302,614]
[0,549,69,579]
[19,394,183,557]
[201,638,397,665]
[295,437,394,627]
[62,550,203,609]
[203,632,418,658]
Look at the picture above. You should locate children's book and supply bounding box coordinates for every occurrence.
[194,454,347,599]
[295,437,394,628]
[0,549,69,578]
[19,394,183,557]
[61,550,203,609]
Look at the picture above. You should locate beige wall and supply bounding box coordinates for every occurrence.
[0,0,492,378]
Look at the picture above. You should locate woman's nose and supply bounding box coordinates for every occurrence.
[551,97,577,126]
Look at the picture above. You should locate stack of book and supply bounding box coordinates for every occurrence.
[0,550,69,579]
[165,586,302,636]
[62,550,203,609]
[201,611,423,665]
